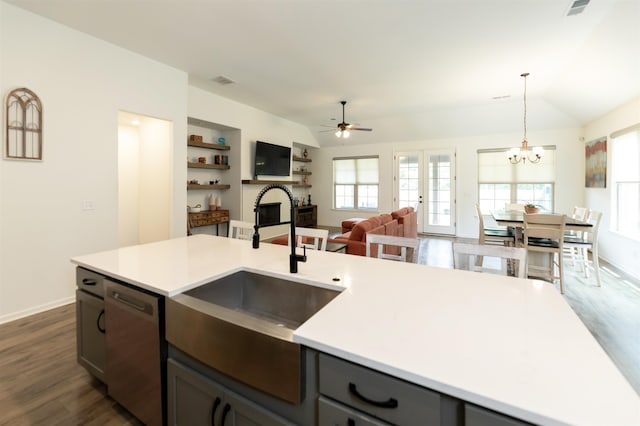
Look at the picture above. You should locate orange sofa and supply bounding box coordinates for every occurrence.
[329,207,417,256]
[392,207,418,240]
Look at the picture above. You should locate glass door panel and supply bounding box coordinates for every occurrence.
[425,151,455,235]
[396,152,424,231]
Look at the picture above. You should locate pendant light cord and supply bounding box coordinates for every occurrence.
[521,72,529,142]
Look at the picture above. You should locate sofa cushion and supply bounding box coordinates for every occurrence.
[368,216,383,228]
[350,218,377,241]
[379,213,393,224]
[391,207,409,220]
[341,218,365,234]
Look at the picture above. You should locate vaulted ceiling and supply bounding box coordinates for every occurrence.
[7,0,640,146]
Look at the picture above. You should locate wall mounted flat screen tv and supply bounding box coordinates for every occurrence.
[254,141,291,177]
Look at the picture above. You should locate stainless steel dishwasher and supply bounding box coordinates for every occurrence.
[105,279,165,426]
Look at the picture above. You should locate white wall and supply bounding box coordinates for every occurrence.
[138,117,172,244]
[314,127,584,238]
[583,97,640,279]
[118,125,140,246]
[0,2,188,322]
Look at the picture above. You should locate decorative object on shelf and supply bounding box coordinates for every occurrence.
[217,137,226,145]
[307,194,312,205]
[5,87,43,160]
[303,148,308,158]
[216,196,222,210]
[506,73,544,164]
[188,204,202,213]
[189,179,199,184]
[585,136,607,188]
[524,203,539,214]
[198,156,206,163]
[214,154,229,165]
[303,175,309,185]
[189,134,203,142]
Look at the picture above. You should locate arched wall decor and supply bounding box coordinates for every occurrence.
[5,88,43,160]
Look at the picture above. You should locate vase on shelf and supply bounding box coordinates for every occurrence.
[524,206,539,214]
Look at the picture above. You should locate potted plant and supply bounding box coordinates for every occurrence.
[524,203,539,214]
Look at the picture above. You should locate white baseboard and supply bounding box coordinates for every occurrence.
[0,297,75,325]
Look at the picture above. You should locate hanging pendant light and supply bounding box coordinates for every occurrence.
[507,72,544,164]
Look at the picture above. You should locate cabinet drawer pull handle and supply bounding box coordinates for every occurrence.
[97,309,105,333]
[113,292,147,312]
[347,419,356,426]
[221,403,231,425]
[210,397,221,426]
[348,382,398,409]
[82,278,97,286]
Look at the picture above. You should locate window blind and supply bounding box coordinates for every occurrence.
[333,157,379,184]
[478,147,556,183]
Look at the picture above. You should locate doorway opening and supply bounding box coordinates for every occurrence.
[118,111,173,247]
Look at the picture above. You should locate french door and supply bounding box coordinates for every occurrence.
[394,150,456,235]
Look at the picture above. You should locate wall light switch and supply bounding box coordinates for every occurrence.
[82,200,95,211]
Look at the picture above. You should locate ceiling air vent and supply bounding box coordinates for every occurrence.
[566,0,590,16]
[212,75,235,85]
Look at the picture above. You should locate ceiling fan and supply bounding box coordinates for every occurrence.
[323,101,373,138]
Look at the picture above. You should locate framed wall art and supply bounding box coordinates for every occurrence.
[585,136,606,188]
[5,87,43,160]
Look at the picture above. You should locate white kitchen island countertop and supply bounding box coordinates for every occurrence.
[71,235,640,425]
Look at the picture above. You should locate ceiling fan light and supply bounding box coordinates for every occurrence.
[343,130,350,138]
[335,130,342,137]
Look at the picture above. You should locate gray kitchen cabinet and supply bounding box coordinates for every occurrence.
[168,358,294,426]
[75,268,106,383]
[465,404,531,426]
[319,353,443,425]
[319,395,391,425]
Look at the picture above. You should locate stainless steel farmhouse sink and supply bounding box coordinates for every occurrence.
[165,271,341,404]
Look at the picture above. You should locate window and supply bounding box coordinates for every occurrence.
[611,125,640,239]
[333,156,379,210]
[477,147,556,212]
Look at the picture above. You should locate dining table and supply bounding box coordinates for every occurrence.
[491,209,592,246]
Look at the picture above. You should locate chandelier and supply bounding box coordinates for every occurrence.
[507,72,544,164]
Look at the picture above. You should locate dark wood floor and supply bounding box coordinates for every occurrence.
[0,303,141,426]
[0,236,638,424]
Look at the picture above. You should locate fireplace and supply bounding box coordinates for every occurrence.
[257,202,281,227]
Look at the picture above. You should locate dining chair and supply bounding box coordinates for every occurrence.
[228,220,255,240]
[523,213,566,293]
[365,234,419,263]
[564,209,602,286]
[476,204,515,246]
[452,242,527,278]
[570,206,588,221]
[289,227,329,251]
[564,206,588,265]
